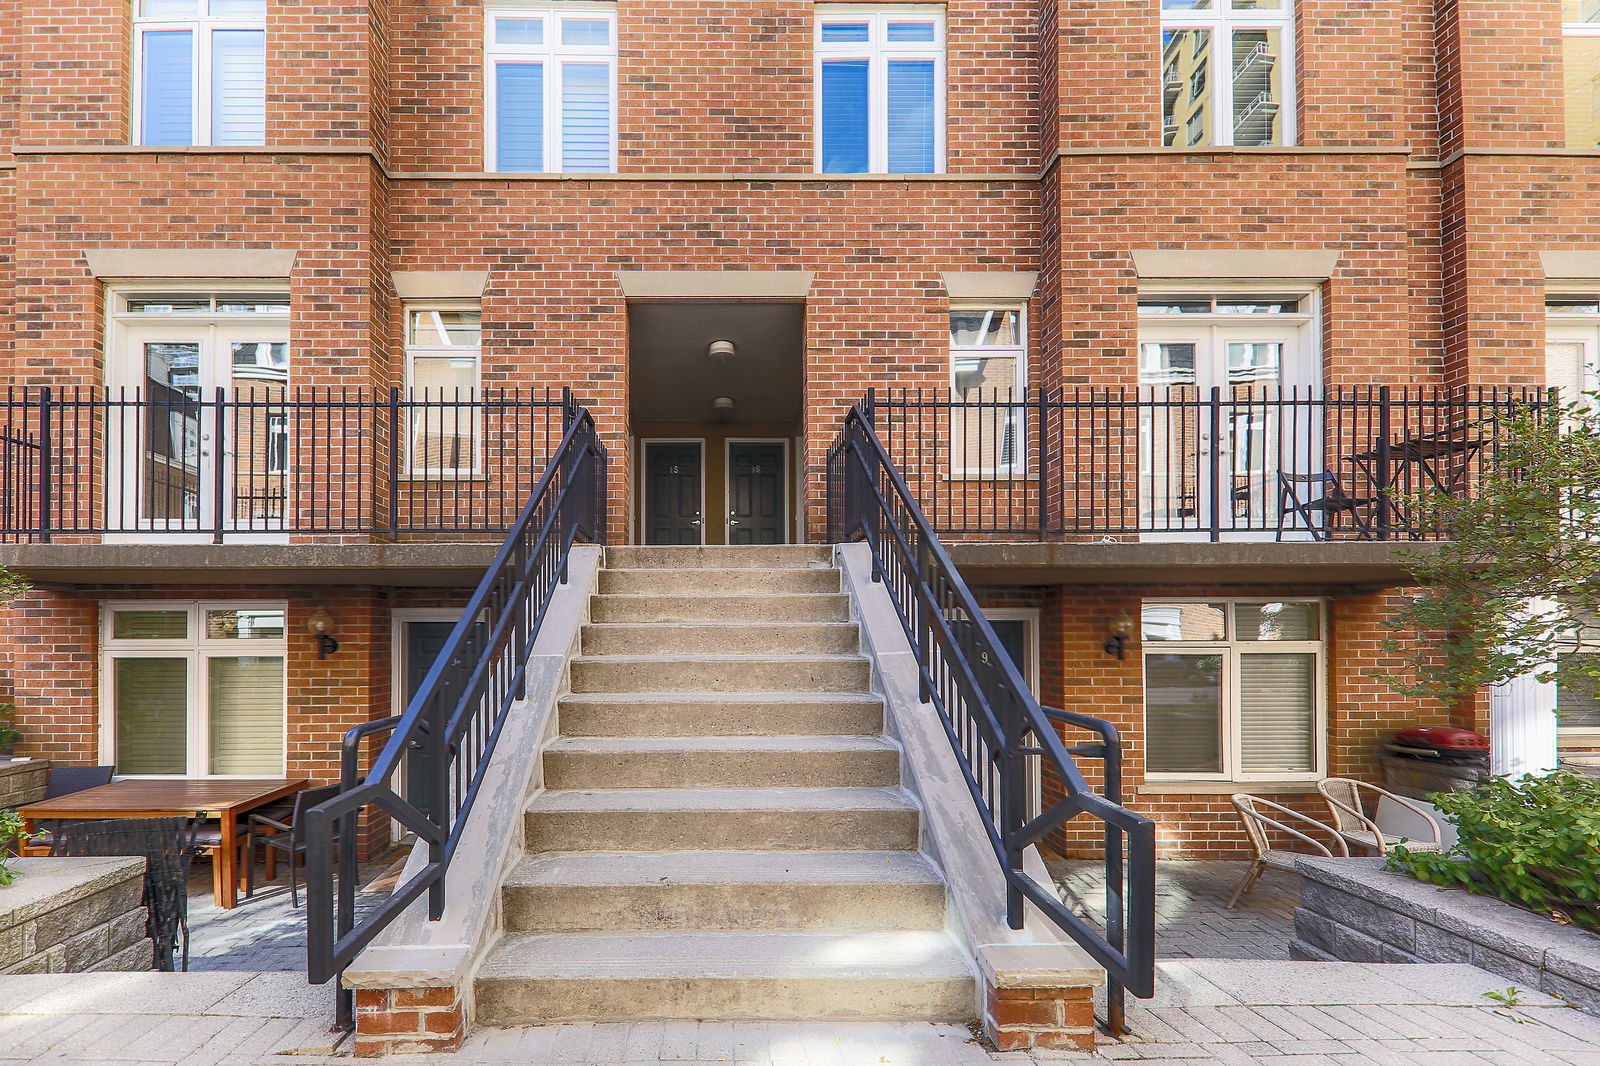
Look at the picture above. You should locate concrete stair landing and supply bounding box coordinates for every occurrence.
[474,544,974,1026]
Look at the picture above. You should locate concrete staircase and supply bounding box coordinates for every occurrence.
[474,544,975,1025]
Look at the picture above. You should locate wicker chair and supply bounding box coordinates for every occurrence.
[1317,777,1445,856]
[49,815,199,971]
[1228,794,1348,908]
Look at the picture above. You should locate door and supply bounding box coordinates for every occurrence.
[401,620,456,829]
[644,441,704,544]
[726,441,787,544]
[113,322,290,537]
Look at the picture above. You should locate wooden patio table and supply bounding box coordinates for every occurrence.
[17,778,309,910]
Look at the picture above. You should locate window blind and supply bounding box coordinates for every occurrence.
[142,31,195,146]
[886,59,935,173]
[210,29,266,145]
[1144,652,1223,774]
[560,62,611,171]
[1239,652,1315,773]
[495,62,544,171]
[208,655,284,775]
[114,657,189,775]
[1548,340,1587,402]
[820,59,869,172]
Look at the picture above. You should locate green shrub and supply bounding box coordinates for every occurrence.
[1387,770,1600,929]
[0,808,26,887]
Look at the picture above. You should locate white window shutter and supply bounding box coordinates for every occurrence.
[560,62,611,171]
[210,29,266,145]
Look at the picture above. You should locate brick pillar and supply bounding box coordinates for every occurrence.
[352,986,465,1057]
[982,981,1097,1052]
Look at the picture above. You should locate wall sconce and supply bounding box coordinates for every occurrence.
[307,608,340,660]
[1103,609,1135,660]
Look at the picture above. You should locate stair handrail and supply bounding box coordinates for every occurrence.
[302,392,607,1015]
[827,401,1156,1033]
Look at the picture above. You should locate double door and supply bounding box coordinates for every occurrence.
[643,440,788,545]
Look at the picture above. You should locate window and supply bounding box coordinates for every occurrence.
[815,6,944,174]
[1161,0,1293,148]
[485,3,616,172]
[1143,600,1325,780]
[134,0,266,146]
[1547,292,1600,408]
[1556,610,1600,735]
[103,602,286,777]
[405,306,482,474]
[1565,1,1600,148]
[950,306,1026,477]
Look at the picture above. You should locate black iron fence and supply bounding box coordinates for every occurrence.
[303,397,606,1022]
[868,385,1551,540]
[0,386,567,541]
[828,405,1156,1034]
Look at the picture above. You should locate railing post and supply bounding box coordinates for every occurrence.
[212,388,226,544]
[863,387,875,427]
[1207,386,1222,542]
[1036,386,1049,538]
[1002,697,1027,930]
[36,387,51,543]
[1376,385,1392,539]
[388,387,401,541]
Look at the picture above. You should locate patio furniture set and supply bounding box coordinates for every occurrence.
[1228,777,1446,907]
[11,769,342,971]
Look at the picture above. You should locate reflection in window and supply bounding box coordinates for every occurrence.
[1161,2,1291,146]
[949,308,1026,477]
[1565,4,1600,148]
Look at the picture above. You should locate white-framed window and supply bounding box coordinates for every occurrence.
[1160,0,1294,148]
[950,305,1027,478]
[102,601,287,777]
[405,305,483,475]
[1556,609,1600,738]
[1548,291,1600,407]
[815,5,944,174]
[484,2,617,173]
[1142,599,1326,781]
[1565,1,1600,149]
[133,0,266,147]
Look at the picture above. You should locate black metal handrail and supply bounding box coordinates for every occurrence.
[827,403,1156,1035]
[302,395,606,1021]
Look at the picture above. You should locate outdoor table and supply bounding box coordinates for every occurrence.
[1345,425,1491,534]
[17,778,309,910]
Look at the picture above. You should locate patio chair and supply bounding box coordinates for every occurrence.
[1277,471,1374,541]
[48,815,199,971]
[1227,794,1348,908]
[44,764,114,799]
[246,783,342,908]
[1318,777,1446,856]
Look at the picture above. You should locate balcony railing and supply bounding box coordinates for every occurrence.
[0,387,569,542]
[867,385,1551,542]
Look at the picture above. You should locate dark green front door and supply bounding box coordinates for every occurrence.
[727,442,786,544]
[645,441,704,544]
[403,621,456,819]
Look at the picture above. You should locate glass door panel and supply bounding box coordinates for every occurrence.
[218,327,290,530]
[1139,338,1202,532]
[1221,335,1287,530]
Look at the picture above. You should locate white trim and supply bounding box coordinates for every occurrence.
[948,302,1029,480]
[638,438,707,545]
[813,4,946,175]
[1159,0,1296,148]
[483,2,618,174]
[99,599,288,779]
[132,0,266,148]
[1140,596,1328,783]
[723,437,791,544]
[403,302,484,476]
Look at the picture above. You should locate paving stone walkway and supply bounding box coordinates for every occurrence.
[3,962,1599,1065]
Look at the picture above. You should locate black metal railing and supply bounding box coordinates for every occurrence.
[0,386,567,541]
[302,396,606,1023]
[867,385,1550,541]
[827,404,1156,1034]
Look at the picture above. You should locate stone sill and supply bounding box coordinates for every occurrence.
[1136,780,1318,796]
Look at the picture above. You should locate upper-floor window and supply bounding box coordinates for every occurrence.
[405,305,482,474]
[485,3,616,172]
[1564,1,1600,148]
[134,0,266,146]
[815,6,944,174]
[1161,0,1293,148]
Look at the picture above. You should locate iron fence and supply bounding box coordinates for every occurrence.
[0,386,567,541]
[867,385,1551,540]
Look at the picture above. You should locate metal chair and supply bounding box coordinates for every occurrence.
[1276,471,1374,541]
[1318,777,1445,856]
[48,815,199,971]
[44,764,114,799]
[1227,794,1349,908]
[246,784,341,908]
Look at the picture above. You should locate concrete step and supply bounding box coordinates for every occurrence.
[474,930,974,1023]
[581,622,860,657]
[501,850,946,932]
[543,735,901,790]
[590,593,850,624]
[606,545,832,570]
[569,655,871,694]
[598,568,841,596]
[557,693,884,738]
[524,787,921,852]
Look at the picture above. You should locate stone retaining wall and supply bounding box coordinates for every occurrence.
[0,759,49,809]
[0,856,153,973]
[1292,856,1600,1014]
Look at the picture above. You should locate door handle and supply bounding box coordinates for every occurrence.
[690,520,701,526]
